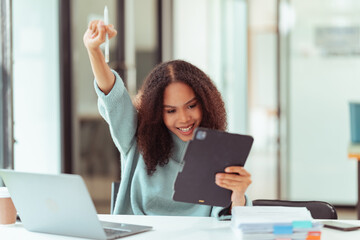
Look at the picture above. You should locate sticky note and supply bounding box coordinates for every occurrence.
[293,221,312,228]
[306,231,321,240]
[273,225,293,234]
[306,236,321,240]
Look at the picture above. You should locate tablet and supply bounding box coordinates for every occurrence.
[173,127,254,207]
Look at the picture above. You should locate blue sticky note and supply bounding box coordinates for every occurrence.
[273,225,293,234]
[293,221,312,228]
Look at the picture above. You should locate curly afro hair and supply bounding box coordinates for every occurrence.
[136,60,227,175]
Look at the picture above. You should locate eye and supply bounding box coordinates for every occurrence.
[188,103,197,109]
[166,109,176,114]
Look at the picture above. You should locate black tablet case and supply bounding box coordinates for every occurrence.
[173,127,254,207]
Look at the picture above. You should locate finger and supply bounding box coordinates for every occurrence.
[107,28,117,39]
[89,27,98,39]
[216,173,252,187]
[216,180,252,194]
[215,180,232,190]
[96,21,106,41]
[217,184,232,191]
[83,29,96,43]
[89,20,99,31]
[217,178,251,187]
[88,20,94,30]
[91,32,97,39]
[225,166,251,177]
[216,173,249,182]
[86,20,101,40]
[216,180,242,191]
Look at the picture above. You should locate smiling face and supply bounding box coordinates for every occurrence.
[163,82,203,142]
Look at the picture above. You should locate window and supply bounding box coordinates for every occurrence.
[12,0,61,173]
[0,0,13,176]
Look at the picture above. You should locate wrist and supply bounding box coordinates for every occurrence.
[231,192,246,206]
[87,47,103,56]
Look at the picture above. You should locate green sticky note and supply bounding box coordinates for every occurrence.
[293,221,312,228]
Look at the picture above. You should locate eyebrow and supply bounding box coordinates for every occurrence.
[163,97,197,108]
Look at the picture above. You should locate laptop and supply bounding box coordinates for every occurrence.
[0,169,152,239]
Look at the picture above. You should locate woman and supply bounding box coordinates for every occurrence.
[83,20,252,218]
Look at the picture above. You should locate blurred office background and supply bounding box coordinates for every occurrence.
[0,0,359,218]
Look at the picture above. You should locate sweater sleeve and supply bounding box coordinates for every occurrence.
[94,70,137,155]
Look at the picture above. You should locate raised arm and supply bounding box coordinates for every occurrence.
[83,20,117,94]
[83,20,137,155]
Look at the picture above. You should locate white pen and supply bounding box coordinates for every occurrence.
[104,5,109,63]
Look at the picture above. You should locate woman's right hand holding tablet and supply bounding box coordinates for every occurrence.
[83,20,117,94]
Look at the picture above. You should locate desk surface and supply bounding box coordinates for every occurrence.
[1,215,360,240]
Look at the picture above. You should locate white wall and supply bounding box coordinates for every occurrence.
[173,0,248,134]
[173,0,209,72]
[12,0,60,173]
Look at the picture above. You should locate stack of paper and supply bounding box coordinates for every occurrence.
[232,206,323,240]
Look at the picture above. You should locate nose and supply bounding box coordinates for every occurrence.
[178,108,190,123]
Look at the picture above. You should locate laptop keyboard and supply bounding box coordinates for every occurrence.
[104,228,130,239]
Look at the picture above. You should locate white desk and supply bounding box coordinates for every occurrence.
[1,215,360,240]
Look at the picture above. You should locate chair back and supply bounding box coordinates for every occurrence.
[252,199,338,219]
[110,181,120,214]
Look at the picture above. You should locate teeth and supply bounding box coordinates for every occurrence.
[178,125,193,132]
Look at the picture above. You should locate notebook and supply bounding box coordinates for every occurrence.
[173,127,254,207]
[0,169,152,239]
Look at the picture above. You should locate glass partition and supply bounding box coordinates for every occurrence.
[279,0,358,205]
